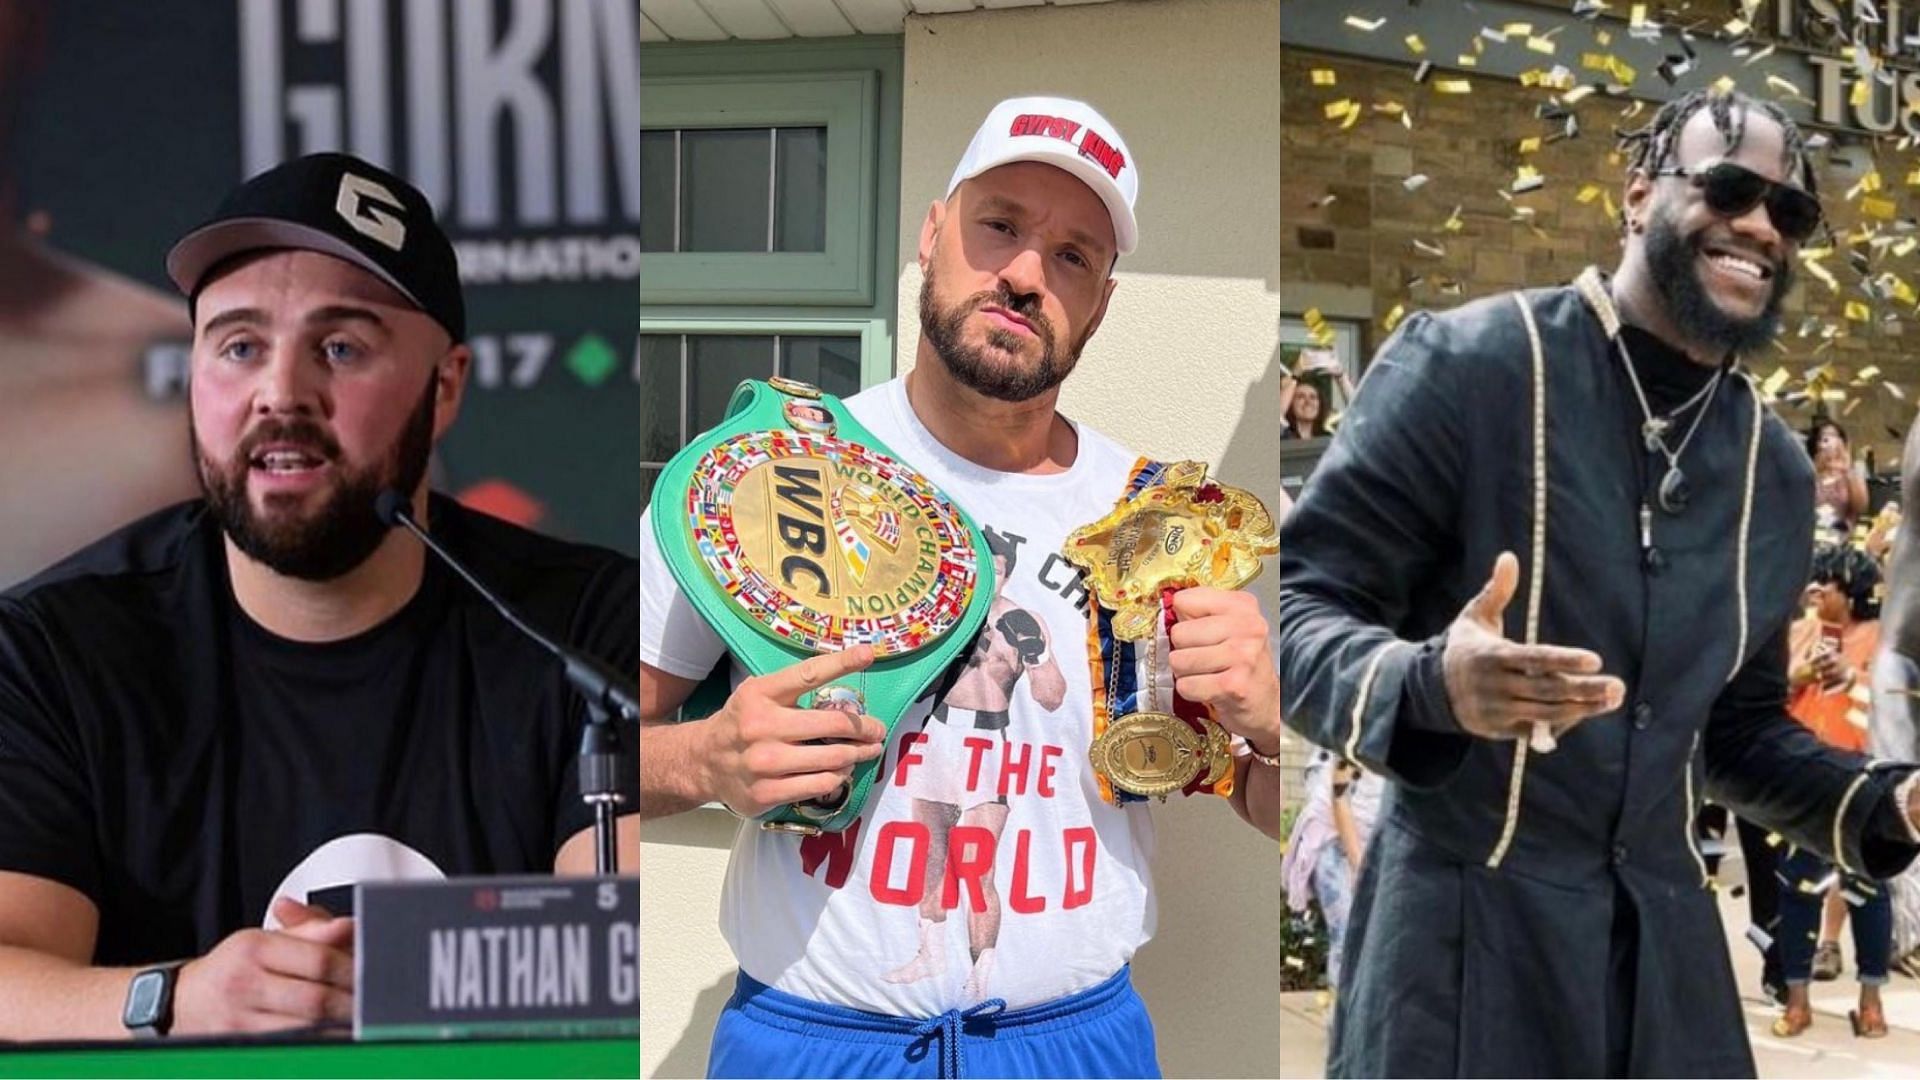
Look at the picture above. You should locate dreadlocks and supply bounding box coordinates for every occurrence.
[1615,89,1819,226]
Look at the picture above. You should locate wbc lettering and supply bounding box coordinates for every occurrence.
[773,464,832,598]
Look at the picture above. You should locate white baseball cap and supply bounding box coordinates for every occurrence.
[946,96,1139,257]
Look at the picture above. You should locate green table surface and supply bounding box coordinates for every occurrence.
[0,1036,638,1078]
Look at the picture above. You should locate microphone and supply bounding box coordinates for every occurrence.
[377,489,632,874]
[375,490,639,722]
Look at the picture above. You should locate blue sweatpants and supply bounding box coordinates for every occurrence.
[706,966,1161,1079]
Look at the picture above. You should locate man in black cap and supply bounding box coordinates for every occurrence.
[0,152,638,1040]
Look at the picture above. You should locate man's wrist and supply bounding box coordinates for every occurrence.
[1244,732,1282,766]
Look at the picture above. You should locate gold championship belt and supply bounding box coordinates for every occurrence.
[1064,460,1279,802]
[651,378,995,834]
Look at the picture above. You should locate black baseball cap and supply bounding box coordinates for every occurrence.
[166,152,466,341]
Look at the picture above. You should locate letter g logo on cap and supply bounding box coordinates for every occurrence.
[335,173,408,251]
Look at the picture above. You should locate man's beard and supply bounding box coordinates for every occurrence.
[1644,207,1793,356]
[195,378,436,582]
[919,266,1087,403]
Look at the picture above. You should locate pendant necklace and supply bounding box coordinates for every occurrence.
[1614,331,1724,542]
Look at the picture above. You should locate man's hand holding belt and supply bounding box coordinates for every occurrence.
[1168,587,1281,760]
[696,646,890,818]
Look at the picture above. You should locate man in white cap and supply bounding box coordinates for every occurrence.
[638,97,1282,1077]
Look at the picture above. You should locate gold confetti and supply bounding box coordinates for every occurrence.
[1762,367,1791,397]
[1603,191,1618,221]
[1847,301,1873,322]
[1577,184,1603,204]
[1518,136,1542,154]
[1324,99,1356,120]
[1527,36,1556,55]
[1847,171,1885,200]
[1458,55,1479,68]
[1503,22,1534,35]
[1303,308,1336,347]
[1284,955,1306,970]
[1766,74,1809,102]
[1895,237,1919,258]
[1442,206,1464,232]
[1597,29,1612,45]
[1434,78,1473,94]
[1312,69,1338,86]
[1802,255,1840,293]
[1383,304,1406,333]
[1630,3,1649,27]
[1345,15,1385,32]
[1853,79,1870,108]
[1863,196,1898,220]
[1406,33,1426,55]
[1858,365,1883,382]
[1582,52,1613,72]
[1712,75,1736,96]
[1766,832,1782,847]
[1725,17,1750,34]
[1512,165,1544,193]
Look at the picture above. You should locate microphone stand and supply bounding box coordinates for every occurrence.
[380,492,634,875]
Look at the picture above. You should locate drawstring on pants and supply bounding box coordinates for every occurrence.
[910,998,1007,1078]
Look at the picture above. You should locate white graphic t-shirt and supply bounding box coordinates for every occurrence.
[640,377,1158,1016]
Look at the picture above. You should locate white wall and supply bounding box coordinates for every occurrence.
[643,1,1281,1075]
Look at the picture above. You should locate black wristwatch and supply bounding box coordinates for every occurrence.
[122,960,186,1039]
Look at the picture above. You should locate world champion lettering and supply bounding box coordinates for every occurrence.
[425,921,638,1011]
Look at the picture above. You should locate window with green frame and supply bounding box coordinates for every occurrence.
[639,38,903,515]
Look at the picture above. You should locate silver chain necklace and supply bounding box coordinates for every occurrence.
[1613,330,1724,526]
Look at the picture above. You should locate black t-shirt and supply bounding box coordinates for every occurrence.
[0,494,637,966]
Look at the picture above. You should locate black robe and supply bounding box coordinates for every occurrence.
[1277,269,1920,1077]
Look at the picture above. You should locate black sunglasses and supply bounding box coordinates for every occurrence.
[1653,160,1823,243]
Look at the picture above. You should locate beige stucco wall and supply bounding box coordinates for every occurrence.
[643,1,1281,1075]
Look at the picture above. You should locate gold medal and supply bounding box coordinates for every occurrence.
[1068,460,1278,802]
[1090,710,1234,798]
[1062,461,1278,641]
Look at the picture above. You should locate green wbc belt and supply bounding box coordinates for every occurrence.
[650,377,994,834]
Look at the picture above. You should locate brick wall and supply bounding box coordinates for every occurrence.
[1282,47,1918,467]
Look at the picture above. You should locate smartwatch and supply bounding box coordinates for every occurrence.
[122,960,187,1039]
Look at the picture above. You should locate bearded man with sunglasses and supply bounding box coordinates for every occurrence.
[1278,88,1920,1076]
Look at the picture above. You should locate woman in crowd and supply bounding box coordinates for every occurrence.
[1809,419,1871,537]
[1281,749,1381,996]
[1279,349,1354,441]
[1775,543,1893,1039]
